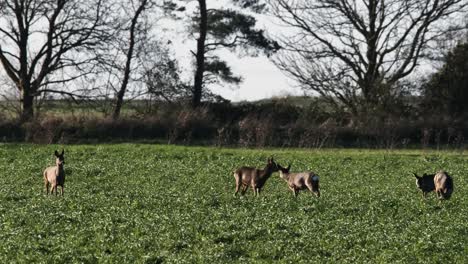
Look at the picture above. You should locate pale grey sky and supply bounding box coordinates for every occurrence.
[209,53,303,102]
[160,0,300,102]
[168,36,300,102]
[0,0,297,102]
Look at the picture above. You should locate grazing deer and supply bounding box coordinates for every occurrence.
[414,171,454,199]
[234,157,279,196]
[434,171,453,200]
[43,150,65,196]
[278,164,320,197]
[413,172,435,198]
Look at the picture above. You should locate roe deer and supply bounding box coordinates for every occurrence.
[413,172,435,198]
[234,157,279,196]
[278,164,320,197]
[43,150,65,196]
[434,171,453,200]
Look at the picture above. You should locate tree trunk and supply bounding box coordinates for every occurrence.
[20,89,34,122]
[112,88,126,120]
[192,0,207,108]
[112,0,147,120]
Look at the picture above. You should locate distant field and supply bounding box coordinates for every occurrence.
[0,99,145,119]
[0,144,467,263]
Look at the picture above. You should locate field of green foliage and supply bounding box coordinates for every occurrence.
[0,144,467,263]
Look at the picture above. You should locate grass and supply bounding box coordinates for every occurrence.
[0,144,467,263]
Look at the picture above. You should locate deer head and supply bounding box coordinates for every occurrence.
[266,157,279,173]
[277,163,291,180]
[54,149,65,166]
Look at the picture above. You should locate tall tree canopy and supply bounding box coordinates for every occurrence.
[423,40,468,116]
[268,0,467,114]
[170,0,280,108]
[0,0,111,121]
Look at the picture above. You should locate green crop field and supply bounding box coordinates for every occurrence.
[0,144,467,263]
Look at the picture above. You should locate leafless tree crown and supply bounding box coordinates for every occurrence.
[269,0,467,113]
[0,0,111,119]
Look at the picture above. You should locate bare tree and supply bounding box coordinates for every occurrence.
[144,43,190,103]
[0,0,110,121]
[111,0,150,120]
[268,0,468,114]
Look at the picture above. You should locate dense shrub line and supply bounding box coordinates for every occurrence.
[0,101,467,148]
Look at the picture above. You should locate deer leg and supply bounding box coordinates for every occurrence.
[306,182,320,197]
[315,190,320,198]
[437,190,443,202]
[234,175,241,196]
[256,188,261,196]
[252,184,257,196]
[44,181,49,195]
[306,182,314,195]
[289,186,298,197]
[241,184,248,195]
[61,186,64,196]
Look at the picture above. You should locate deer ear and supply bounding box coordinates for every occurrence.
[287,164,291,170]
[54,150,59,157]
[413,173,420,179]
[61,149,65,155]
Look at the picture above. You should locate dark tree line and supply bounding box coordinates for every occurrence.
[423,39,468,115]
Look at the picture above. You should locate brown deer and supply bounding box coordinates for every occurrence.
[233,157,279,196]
[413,171,453,199]
[278,164,320,197]
[43,150,65,196]
[434,171,453,200]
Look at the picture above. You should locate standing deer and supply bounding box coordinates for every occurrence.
[413,171,453,200]
[278,164,320,197]
[233,157,279,196]
[43,150,65,196]
[434,171,453,200]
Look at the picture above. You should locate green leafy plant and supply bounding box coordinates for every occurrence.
[0,144,466,262]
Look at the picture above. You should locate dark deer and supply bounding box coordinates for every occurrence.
[278,164,320,197]
[233,157,279,196]
[43,150,65,196]
[413,172,435,198]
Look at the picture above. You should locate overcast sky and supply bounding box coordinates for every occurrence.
[169,38,301,102]
[160,1,302,102]
[159,0,468,102]
[209,52,303,102]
